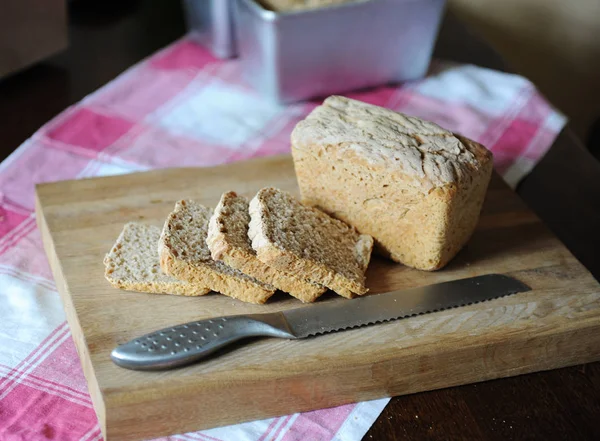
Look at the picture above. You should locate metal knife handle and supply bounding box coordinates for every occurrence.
[111,313,294,371]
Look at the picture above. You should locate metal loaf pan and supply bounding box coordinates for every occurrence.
[182,0,237,59]
[234,0,446,103]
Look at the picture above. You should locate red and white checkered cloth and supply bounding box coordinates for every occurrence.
[0,36,566,441]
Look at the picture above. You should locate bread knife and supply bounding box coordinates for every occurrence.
[111,274,530,371]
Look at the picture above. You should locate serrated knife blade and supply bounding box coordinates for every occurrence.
[111,274,530,371]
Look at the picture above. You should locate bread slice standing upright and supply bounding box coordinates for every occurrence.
[159,200,276,304]
[104,222,209,296]
[248,187,373,298]
[207,191,327,303]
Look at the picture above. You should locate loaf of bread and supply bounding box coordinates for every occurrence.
[207,191,327,303]
[104,222,210,296]
[291,96,493,271]
[159,200,276,304]
[248,187,373,298]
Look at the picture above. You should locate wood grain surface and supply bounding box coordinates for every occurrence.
[35,155,600,441]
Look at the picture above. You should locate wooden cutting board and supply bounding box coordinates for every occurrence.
[35,155,600,441]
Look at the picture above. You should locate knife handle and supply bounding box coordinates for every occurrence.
[111,313,295,371]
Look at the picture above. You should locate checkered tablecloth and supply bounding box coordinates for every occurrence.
[0,36,566,441]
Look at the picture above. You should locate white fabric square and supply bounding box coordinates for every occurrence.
[195,417,280,441]
[77,158,145,178]
[415,65,530,116]
[157,81,282,148]
[332,399,390,441]
[544,111,567,132]
[0,273,64,368]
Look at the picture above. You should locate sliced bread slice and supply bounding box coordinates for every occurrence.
[207,191,327,303]
[104,222,210,296]
[248,187,373,298]
[159,200,276,304]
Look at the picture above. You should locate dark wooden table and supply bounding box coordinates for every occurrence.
[1,1,599,439]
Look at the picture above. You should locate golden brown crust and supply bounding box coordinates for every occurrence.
[159,246,272,304]
[253,242,356,298]
[221,247,326,303]
[103,276,207,297]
